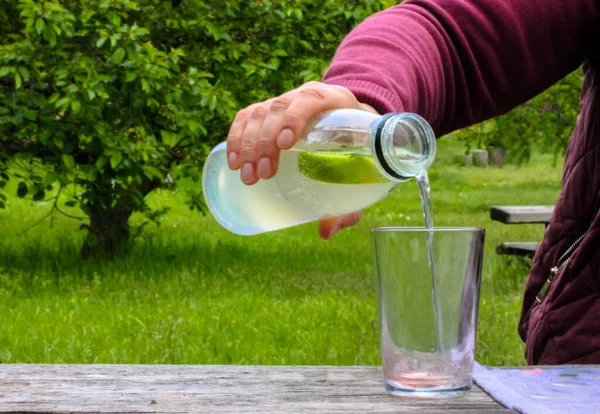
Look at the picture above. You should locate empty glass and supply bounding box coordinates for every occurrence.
[371,227,485,397]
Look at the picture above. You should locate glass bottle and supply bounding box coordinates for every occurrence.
[202,108,436,235]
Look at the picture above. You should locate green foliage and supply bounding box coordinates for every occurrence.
[0,139,562,366]
[453,70,583,165]
[0,0,394,255]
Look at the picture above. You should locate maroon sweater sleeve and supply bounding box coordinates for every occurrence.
[322,0,599,136]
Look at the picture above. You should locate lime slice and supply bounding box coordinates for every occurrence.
[297,150,388,184]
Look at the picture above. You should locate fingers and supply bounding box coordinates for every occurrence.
[256,96,292,179]
[318,211,363,240]
[226,82,360,185]
[226,105,255,171]
[276,84,359,151]
[253,83,358,181]
[238,104,271,185]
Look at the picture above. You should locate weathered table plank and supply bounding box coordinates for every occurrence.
[0,365,511,413]
[490,205,554,224]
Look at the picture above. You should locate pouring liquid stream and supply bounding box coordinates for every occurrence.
[416,171,443,353]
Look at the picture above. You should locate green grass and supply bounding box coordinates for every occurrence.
[0,139,562,366]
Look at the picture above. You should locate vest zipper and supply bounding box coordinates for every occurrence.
[534,188,600,303]
[535,230,589,303]
[535,188,600,304]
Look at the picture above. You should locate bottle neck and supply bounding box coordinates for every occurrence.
[371,113,436,182]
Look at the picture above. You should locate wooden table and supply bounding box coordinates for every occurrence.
[0,365,511,413]
[490,205,554,256]
[490,205,554,225]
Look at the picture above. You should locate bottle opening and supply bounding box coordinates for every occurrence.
[372,113,436,181]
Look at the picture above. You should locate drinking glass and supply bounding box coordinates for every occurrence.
[371,227,485,396]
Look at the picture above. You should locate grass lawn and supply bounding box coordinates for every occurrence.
[0,139,562,366]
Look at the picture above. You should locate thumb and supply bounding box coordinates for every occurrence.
[318,211,363,240]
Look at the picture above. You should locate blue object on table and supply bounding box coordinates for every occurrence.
[473,362,600,414]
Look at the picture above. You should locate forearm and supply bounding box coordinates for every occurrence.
[323,0,599,136]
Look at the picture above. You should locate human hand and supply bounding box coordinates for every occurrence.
[226,81,377,184]
[226,81,376,239]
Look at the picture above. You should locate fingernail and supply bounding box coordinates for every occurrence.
[257,157,272,179]
[277,129,294,149]
[241,163,254,184]
[228,152,238,167]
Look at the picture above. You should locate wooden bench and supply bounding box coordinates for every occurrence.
[0,364,511,413]
[490,205,554,257]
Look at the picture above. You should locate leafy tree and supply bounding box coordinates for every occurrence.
[453,69,583,165]
[532,70,583,165]
[0,0,394,257]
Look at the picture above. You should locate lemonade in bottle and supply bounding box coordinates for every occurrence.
[202,109,436,235]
